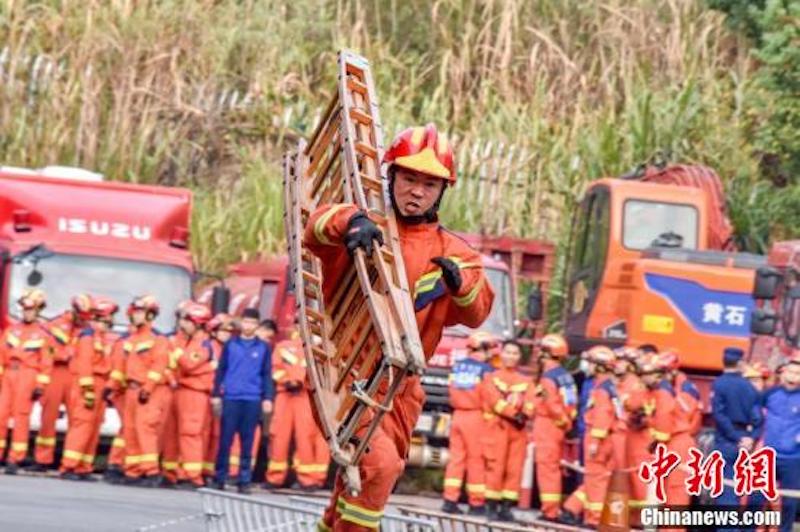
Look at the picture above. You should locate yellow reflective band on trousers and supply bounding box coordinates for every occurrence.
[295,463,327,474]
[574,490,587,505]
[316,520,332,532]
[486,489,503,500]
[501,490,519,501]
[63,449,83,461]
[540,493,562,502]
[112,437,126,448]
[466,483,485,493]
[162,461,179,471]
[125,455,142,465]
[629,499,648,508]
[337,498,383,529]
[11,442,28,452]
[78,376,94,387]
[35,435,56,446]
[203,462,215,471]
[140,453,158,464]
[267,461,288,471]
[182,462,203,472]
[80,454,95,464]
[587,501,605,511]
[229,456,240,466]
[444,478,462,488]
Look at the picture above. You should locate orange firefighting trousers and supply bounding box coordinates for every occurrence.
[667,433,694,507]
[0,366,39,463]
[443,409,487,506]
[321,380,424,531]
[35,363,72,465]
[563,436,615,526]
[108,393,126,468]
[627,428,653,511]
[61,377,107,474]
[267,391,329,487]
[123,385,168,478]
[534,421,568,518]
[484,417,527,503]
[204,412,219,478]
[176,387,211,485]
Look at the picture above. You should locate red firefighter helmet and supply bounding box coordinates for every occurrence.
[584,345,616,367]
[183,302,211,326]
[743,361,770,379]
[467,331,497,351]
[175,299,193,318]
[383,124,456,183]
[19,288,46,309]
[654,349,680,371]
[540,333,568,358]
[615,346,640,361]
[92,296,119,320]
[128,295,160,317]
[71,293,94,320]
[207,313,235,333]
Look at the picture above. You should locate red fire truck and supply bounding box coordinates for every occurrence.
[0,165,195,436]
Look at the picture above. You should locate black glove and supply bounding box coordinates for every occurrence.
[511,412,528,430]
[629,410,647,430]
[343,212,383,257]
[648,440,659,454]
[138,389,150,405]
[31,387,44,401]
[431,257,462,293]
[285,380,303,394]
[102,387,115,407]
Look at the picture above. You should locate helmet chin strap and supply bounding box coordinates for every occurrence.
[388,168,445,225]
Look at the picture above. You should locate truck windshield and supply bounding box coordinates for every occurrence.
[447,267,514,339]
[623,200,698,250]
[8,253,192,332]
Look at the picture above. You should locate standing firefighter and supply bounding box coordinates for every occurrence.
[304,124,494,531]
[0,289,54,473]
[119,295,170,486]
[60,296,119,479]
[441,331,496,515]
[266,330,329,490]
[482,339,535,521]
[560,346,619,527]
[532,333,577,521]
[33,294,93,469]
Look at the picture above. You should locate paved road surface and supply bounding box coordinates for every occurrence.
[0,474,206,532]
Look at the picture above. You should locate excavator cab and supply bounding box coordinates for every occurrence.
[564,177,762,369]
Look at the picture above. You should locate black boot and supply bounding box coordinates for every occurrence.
[60,471,81,481]
[441,500,463,514]
[486,501,500,521]
[497,499,515,522]
[27,463,48,473]
[467,504,486,516]
[141,474,163,488]
[103,465,123,483]
[556,509,581,525]
[237,483,252,495]
[4,463,19,475]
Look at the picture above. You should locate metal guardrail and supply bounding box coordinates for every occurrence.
[396,506,586,532]
[200,489,438,531]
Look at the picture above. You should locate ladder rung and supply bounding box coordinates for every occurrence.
[306,307,325,323]
[355,141,378,159]
[347,76,368,95]
[350,107,373,125]
[312,346,328,360]
[302,270,321,285]
[360,174,383,191]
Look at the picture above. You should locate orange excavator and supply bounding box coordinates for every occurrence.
[563,163,800,379]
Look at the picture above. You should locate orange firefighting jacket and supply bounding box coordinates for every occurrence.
[674,371,702,435]
[482,368,536,423]
[615,372,648,432]
[448,355,493,411]
[584,373,622,442]
[649,373,701,443]
[535,359,578,431]
[120,324,170,394]
[304,204,494,359]
[0,321,55,385]
[171,333,215,393]
[73,328,117,388]
[272,338,307,393]
[47,312,82,364]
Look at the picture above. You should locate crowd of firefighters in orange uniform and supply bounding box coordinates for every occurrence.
[0,288,328,490]
[441,330,777,525]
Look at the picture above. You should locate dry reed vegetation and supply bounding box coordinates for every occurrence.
[0,0,757,273]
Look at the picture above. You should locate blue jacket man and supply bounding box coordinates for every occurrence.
[712,347,763,511]
[212,308,274,493]
[748,355,800,532]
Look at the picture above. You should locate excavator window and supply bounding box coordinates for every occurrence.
[622,200,698,250]
[570,187,610,297]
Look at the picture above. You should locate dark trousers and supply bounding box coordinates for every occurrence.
[745,456,800,532]
[215,399,261,486]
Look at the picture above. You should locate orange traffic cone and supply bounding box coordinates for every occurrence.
[599,469,630,531]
